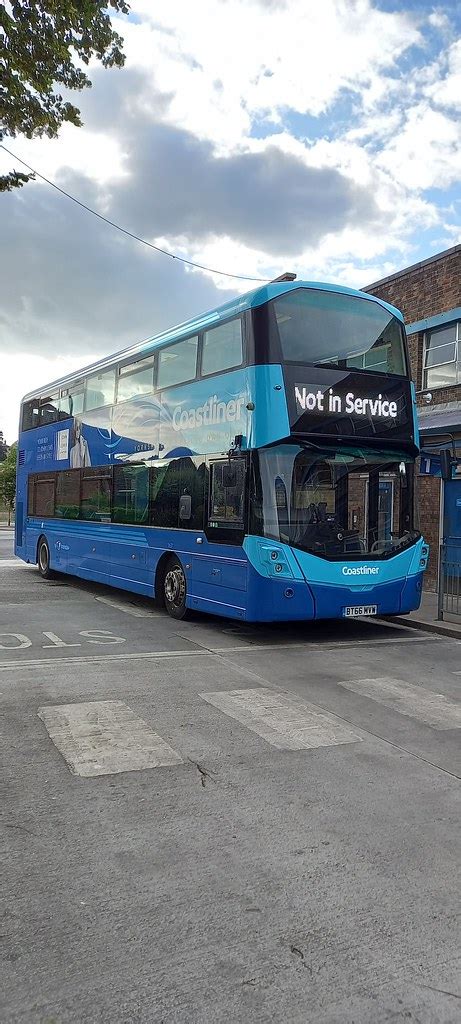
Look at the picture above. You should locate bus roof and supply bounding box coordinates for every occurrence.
[22,279,404,402]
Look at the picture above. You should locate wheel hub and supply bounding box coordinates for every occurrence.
[165,567,185,607]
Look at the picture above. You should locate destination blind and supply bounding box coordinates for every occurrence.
[283,366,413,444]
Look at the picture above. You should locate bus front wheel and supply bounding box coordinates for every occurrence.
[37,537,54,580]
[163,558,189,620]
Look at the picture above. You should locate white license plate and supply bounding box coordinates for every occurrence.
[343,605,378,618]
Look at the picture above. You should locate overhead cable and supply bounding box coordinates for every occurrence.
[0,143,268,283]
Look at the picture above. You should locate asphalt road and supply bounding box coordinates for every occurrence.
[1,530,460,1024]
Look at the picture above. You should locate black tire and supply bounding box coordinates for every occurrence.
[163,558,189,620]
[37,538,54,579]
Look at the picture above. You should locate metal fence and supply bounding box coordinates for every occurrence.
[438,544,461,620]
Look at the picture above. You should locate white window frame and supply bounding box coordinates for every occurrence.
[423,322,460,390]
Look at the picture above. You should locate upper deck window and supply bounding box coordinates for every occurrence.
[85,369,116,411]
[38,394,60,426]
[272,289,406,377]
[202,320,243,376]
[117,356,155,403]
[59,386,84,418]
[157,336,198,390]
[22,400,40,431]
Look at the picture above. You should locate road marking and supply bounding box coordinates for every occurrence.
[0,633,32,649]
[0,649,210,670]
[0,559,26,568]
[0,634,452,671]
[38,700,183,777]
[94,595,158,618]
[200,687,363,751]
[42,631,81,648]
[216,636,443,651]
[338,677,461,730]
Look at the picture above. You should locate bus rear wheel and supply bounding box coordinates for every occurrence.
[163,558,189,620]
[37,538,54,580]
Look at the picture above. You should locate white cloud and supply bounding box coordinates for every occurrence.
[377,102,461,190]
[426,38,461,110]
[0,124,127,186]
[2,0,461,443]
[0,353,87,445]
[428,11,451,32]
[118,0,421,148]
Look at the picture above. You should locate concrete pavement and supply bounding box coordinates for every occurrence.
[389,588,461,639]
[1,536,460,1023]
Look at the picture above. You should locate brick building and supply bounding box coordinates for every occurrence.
[364,245,461,592]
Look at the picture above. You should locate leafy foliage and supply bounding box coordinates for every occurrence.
[0,432,8,462]
[0,443,17,523]
[0,1,129,190]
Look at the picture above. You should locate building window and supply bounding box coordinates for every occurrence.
[423,323,460,389]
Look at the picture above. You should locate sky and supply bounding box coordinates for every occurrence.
[1,0,461,443]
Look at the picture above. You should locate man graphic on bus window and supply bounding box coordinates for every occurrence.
[70,419,91,468]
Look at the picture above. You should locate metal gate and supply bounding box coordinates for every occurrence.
[438,544,461,619]
[437,479,461,621]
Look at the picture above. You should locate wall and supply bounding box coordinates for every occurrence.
[417,475,440,591]
[364,245,461,393]
[364,246,460,323]
[364,247,461,593]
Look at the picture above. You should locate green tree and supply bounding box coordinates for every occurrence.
[0,443,17,525]
[0,431,8,462]
[0,0,130,191]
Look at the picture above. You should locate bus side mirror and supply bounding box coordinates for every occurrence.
[179,493,192,520]
[440,451,453,481]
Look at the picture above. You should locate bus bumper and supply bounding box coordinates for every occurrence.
[244,569,425,622]
[243,537,427,622]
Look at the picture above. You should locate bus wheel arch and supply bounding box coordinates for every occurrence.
[37,535,55,579]
[157,554,190,620]
[154,553,171,606]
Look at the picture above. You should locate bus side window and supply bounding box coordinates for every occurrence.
[201,319,243,376]
[29,473,56,517]
[59,387,84,419]
[113,465,149,524]
[55,470,81,519]
[179,458,207,530]
[22,401,40,431]
[80,468,112,522]
[39,394,59,426]
[157,336,199,390]
[209,461,245,527]
[85,370,115,412]
[28,475,35,515]
[150,461,180,527]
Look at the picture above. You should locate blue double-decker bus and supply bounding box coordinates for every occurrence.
[15,279,428,622]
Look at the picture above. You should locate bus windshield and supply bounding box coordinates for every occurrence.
[251,444,419,561]
[271,289,406,376]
